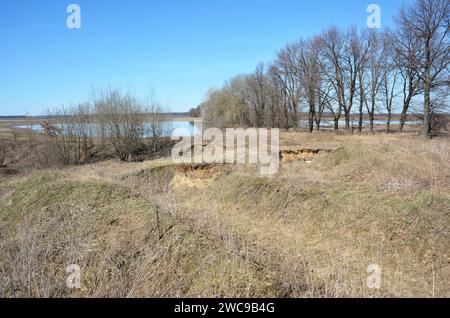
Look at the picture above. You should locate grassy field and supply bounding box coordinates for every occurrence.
[0,131,448,297]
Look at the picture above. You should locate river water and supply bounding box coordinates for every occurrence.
[13,121,198,137]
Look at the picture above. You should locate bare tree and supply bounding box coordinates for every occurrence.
[275,43,303,130]
[35,104,96,168]
[94,89,145,161]
[68,103,96,163]
[398,0,450,138]
[299,38,322,133]
[364,31,387,133]
[268,65,291,129]
[229,76,251,127]
[380,31,400,133]
[247,62,267,127]
[392,24,422,132]
[318,28,345,131]
[146,99,169,152]
[356,57,369,133]
[319,27,370,132]
[267,65,288,128]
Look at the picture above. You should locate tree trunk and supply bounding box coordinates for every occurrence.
[398,94,412,133]
[344,111,350,132]
[308,117,314,133]
[284,106,289,131]
[387,111,391,134]
[292,101,298,131]
[308,97,315,133]
[358,72,365,133]
[421,43,432,139]
[422,82,431,138]
[315,111,321,131]
[398,111,407,132]
[308,90,316,133]
[358,100,363,133]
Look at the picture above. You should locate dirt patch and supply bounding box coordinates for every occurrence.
[170,164,232,190]
[280,149,333,163]
[117,163,232,193]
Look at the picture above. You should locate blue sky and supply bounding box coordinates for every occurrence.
[0,0,415,116]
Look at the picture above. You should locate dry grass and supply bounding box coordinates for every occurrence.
[0,132,448,297]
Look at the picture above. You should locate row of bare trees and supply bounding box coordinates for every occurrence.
[203,0,449,138]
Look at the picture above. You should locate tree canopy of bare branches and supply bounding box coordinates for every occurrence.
[202,0,449,138]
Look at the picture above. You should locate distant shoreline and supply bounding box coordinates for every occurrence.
[0,115,201,124]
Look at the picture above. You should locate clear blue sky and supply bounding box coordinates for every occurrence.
[0,0,415,116]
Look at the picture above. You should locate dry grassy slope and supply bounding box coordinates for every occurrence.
[0,171,276,297]
[195,139,449,297]
[0,134,449,297]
